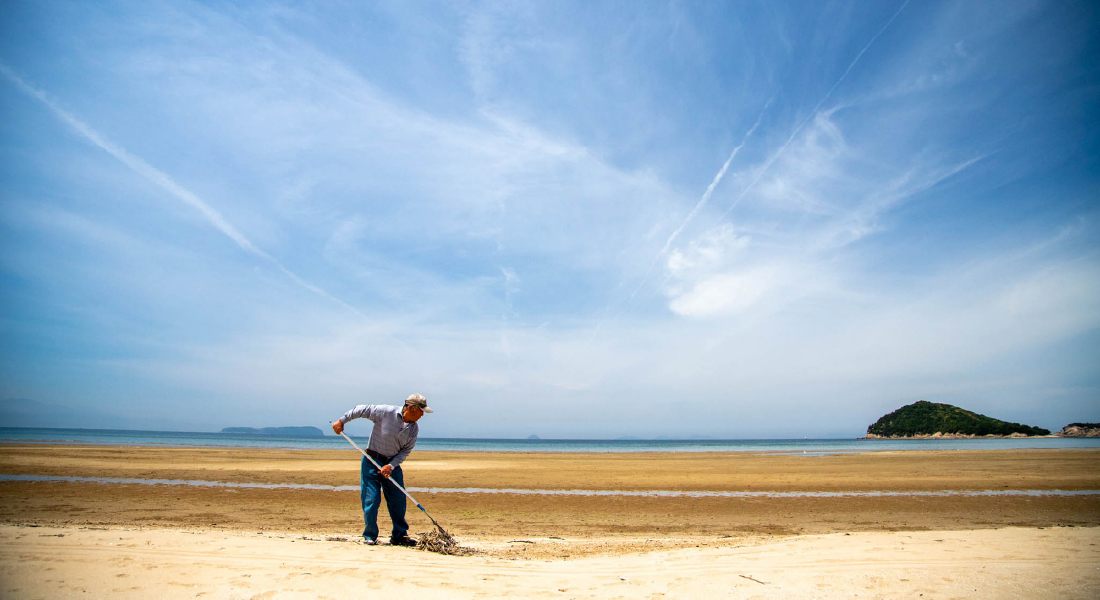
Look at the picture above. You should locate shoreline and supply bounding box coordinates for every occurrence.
[4,473,1100,498]
[5,427,1100,454]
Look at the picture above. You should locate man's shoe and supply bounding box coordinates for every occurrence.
[389,535,417,547]
[363,538,377,545]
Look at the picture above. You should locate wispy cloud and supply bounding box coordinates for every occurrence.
[605,0,914,314]
[718,0,912,222]
[660,104,987,319]
[0,61,364,318]
[810,154,988,250]
[622,100,774,305]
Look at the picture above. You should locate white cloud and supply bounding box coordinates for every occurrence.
[665,224,750,276]
[668,268,779,317]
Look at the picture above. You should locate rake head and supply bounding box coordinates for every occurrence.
[415,524,471,555]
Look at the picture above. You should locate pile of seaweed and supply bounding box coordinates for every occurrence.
[416,526,476,556]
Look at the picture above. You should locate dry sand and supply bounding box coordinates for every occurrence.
[1,445,1098,597]
[2,524,1097,598]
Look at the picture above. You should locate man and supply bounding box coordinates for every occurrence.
[332,393,432,546]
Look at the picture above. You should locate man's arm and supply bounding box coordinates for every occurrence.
[331,404,376,434]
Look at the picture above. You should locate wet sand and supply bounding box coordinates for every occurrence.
[1,446,1098,543]
[4,445,1098,491]
[1,445,1098,596]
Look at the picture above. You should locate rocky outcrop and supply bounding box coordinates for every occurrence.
[1055,423,1100,437]
[864,431,1036,439]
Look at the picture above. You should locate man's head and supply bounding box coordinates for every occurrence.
[402,393,432,423]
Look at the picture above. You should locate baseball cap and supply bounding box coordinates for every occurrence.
[404,393,433,413]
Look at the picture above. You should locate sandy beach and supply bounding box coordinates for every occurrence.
[3,524,1098,598]
[1,445,1098,597]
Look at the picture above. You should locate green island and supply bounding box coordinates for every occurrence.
[866,401,1050,438]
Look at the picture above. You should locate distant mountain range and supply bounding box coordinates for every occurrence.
[220,426,325,437]
[866,401,1050,438]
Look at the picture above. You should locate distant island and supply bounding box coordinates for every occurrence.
[1056,423,1100,437]
[527,435,540,440]
[865,401,1050,438]
[220,426,325,437]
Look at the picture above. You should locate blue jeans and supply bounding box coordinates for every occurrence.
[360,456,408,540]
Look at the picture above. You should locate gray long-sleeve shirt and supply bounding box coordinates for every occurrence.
[339,404,418,467]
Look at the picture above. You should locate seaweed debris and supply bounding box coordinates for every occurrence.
[416,526,475,555]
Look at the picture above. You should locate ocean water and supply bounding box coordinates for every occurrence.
[1,427,1098,453]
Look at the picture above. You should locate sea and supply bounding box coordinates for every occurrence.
[2,427,1098,454]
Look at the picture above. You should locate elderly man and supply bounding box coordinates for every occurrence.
[332,394,432,546]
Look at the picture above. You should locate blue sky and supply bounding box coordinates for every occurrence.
[0,0,1097,438]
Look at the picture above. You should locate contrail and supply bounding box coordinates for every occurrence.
[624,101,772,303]
[658,99,772,258]
[616,0,911,314]
[0,62,364,317]
[718,0,912,221]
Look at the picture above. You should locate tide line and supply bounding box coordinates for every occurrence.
[2,474,1097,498]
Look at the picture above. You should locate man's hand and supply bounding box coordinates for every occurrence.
[332,421,344,435]
[380,464,393,478]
